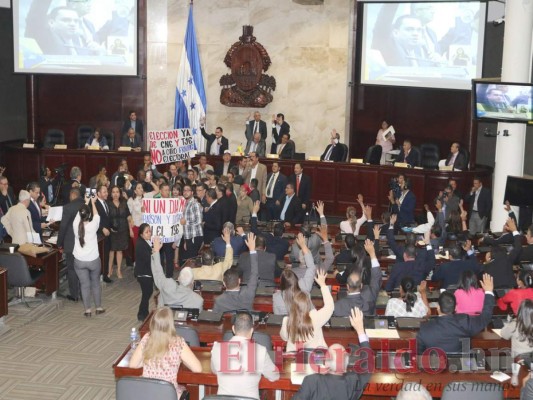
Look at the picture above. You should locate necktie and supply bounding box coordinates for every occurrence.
[266,173,276,198]
[130,139,134,146]
[296,175,301,196]
[104,201,109,215]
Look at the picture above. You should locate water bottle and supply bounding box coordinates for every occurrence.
[130,327,139,349]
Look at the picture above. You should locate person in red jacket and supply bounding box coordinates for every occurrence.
[497,270,533,314]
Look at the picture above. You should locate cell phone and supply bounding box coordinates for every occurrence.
[146,171,152,180]
[85,188,96,197]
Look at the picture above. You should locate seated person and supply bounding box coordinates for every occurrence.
[191,228,233,281]
[244,132,266,157]
[395,139,420,167]
[444,142,467,171]
[128,307,202,397]
[276,132,294,159]
[431,243,481,289]
[249,203,289,263]
[292,308,371,400]
[501,299,533,357]
[292,225,334,282]
[339,194,366,234]
[277,183,303,226]
[335,234,356,264]
[497,270,533,314]
[121,127,142,151]
[151,237,203,310]
[385,278,429,318]
[238,235,276,285]
[235,184,254,224]
[280,269,334,351]
[454,270,484,315]
[211,222,246,257]
[213,233,258,313]
[84,128,109,150]
[211,312,279,399]
[519,224,533,262]
[320,129,344,162]
[333,239,381,316]
[416,274,494,354]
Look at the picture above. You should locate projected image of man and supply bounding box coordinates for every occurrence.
[384,16,430,67]
[480,88,513,113]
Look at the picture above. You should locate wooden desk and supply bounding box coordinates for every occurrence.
[0,268,7,319]
[24,249,60,298]
[113,347,525,400]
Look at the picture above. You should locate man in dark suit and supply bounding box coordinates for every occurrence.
[432,244,481,289]
[39,166,56,204]
[445,142,467,170]
[249,208,289,264]
[277,183,303,226]
[333,240,381,316]
[416,274,494,354]
[389,178,416,227]
[214,150,235,177]
[276,133,295,159]
[385,243,435,292]
[245,111,268,142]
[57,188,84,301]
[27,181,47,238]
[263,162,287,220]
[288,163,312,211]
[293,308,371,400]
[396,139,420,167]
[519,224,533,262]
[271,113,290,154]
[201,122,229,156]
[0,175,17,215]
[121,127,143,151]
[203,188,224,244]
[466,177,492,234]
[61,166,85,205]
[121,110,144,136]
[238,235,276,285]
[94,184,113,283]
[320,129,344,162]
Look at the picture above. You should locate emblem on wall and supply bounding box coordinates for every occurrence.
[219,26,276,108]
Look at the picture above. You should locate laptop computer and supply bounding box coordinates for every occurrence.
[197,310,222,323]
[266,314,285,326]
[364,316,395,329]
[396,317,424,330]
[329,317,352,329]
[166,306,200,321]
[198,280,224,292]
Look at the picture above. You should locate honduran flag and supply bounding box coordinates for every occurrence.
[174,4,206,152]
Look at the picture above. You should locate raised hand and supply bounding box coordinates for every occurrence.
[222,227,231,244]
[315,200,324,216]
[364,205,372,220]
[504,200,511,212]
[199,115,206,126]
[419,280,427,293]
[424,204,430,212]
[460,210,468,221]
[314,269,327,288]
[349,307,365,334]
[390,214,397,226]
[480,273,494,293]
[252,200,260,215]
[153,236,162,252]
[245,232,256,251]
[363,238,376,258]
[236,226,245,236]
[317,224,328,243]
[271,114,276,123]
[357,194,364,205]
[373,224,380,239]
[295,232,308,251]
[507,217,517,232]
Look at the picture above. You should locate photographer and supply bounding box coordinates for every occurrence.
[388,174,416,227]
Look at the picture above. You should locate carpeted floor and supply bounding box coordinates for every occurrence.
[0,265,147,400]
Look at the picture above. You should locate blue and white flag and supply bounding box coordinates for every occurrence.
[174,5,206,153]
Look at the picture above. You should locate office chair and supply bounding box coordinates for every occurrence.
[76,125,94,148]
[116,377,178,400]
[175,325,200,347]
[0,253,44,307]
[102,129,115,150]
[420,143,440,170]
[441,381,503,400]
[43,129,65,148]
[340,143,349,161]
[364,145,382,165]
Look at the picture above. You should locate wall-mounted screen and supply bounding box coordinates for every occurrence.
[504,176,533,207]
[473,81,533,122]
[360,1,487,90]
[13,0,138,76]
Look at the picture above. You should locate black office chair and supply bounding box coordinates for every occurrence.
[364,145,382,165]
[287,139,296,159]
[222,331,273,350]
[43,129,65,148]
[175,325,200,347]
[441,381,503,400]
[419,143,440,170]
[458,146,470,170]
[340,143,349,161]
[0,253,44,307]
[102,129,115,150]
[77,125,94,148]
[116,377,178,400]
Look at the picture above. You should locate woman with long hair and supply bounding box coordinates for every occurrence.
[454,270,484,315]
[375,119,395,165]
[497,270,533,314]
[84,128,109,150]
[280,269,333,351]
[127,181,159,247]
[501,299,533,357]
[72,196,105,317]
[135,223,154,322]
[129,307,202,396]
[107,185,133,279]
[385,277,429,318]
[339,194,366,234]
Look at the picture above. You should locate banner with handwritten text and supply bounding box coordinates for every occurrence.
[142,197,186,243]
[148,129,196,165]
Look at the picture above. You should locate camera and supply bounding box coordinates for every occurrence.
[389,178,402,199]
[54,163,68,176]
[85,188,96,198]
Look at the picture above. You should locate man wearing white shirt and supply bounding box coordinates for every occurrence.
[245,111,267,142]
[445,142,467,171]
[242,152,267,200]
[200,121,229,156]
[264,162,287,220]
[244,132,266,157]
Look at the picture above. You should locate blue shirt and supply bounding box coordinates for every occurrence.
[280,194,294,220]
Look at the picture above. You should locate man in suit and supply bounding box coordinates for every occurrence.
[245,111,268,142]
[192,230,234,282]
[385,242,435,292]
[271,113,290,154]
[57,188,84,301]
[320,129,344,162]
[293,308,371,400]
[213,233,259,313]
[466,177,492,234]
[445,142,467,171]
[276,133,295,159]
[244,132,266,157]
[333,239,381,316]
[242,152,267,199]
[211,311,279,399]
[238,235,276,285]
[94,184,113,283]
[27,181,48,239]
[396,139,420,167]
[1,190,32,245]
[277,183,303,226]
[201,121,229,156]
[121,110,144,136]
[389,177,416,227]
[263,162,287,220]
[61,166,85,205]
[416,274,494,354]
[519,224,533,262]
[0,175,17,214]
[249,208,289,263]
[432,243,481,289]
[214,150,235,177]
[121,127,143,151]
[211,222,246,257]
[288,163,312,211]
[203,188,224,244]
[39,166,56,204]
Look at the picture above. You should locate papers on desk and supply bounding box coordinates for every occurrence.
[26,232,42,245]
[492,329,502,338]
[490,371,511,382]
[46,236,58,245]
[47,206,63,222]
[366,329,400,339]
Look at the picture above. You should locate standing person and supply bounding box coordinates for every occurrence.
[375,120,395,165]
[107,186,133,279]
[179,184,203,264]
[263,162,286,220]
[200,117,228,156]
[242,152,267,201]
[236,184,254,224]
[466,177,492,234]
[127,181,159,248]
[121,110,144,136]
[72,196,105,317]
[94,184,112,283]
[270,113,290,154]
[135,223,154,322]
[288,163,312,211]
[245,111,268,141]
[129,307,202,398]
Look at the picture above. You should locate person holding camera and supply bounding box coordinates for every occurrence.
[388,174,416,227]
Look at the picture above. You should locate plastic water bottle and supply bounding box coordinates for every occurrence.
[130,327,139,349]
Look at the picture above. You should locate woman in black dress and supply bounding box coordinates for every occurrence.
[107,185,133,279]
[135,223,153,322]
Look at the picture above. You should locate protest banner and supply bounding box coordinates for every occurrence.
[148,128,196,165]
[142,197,186,243]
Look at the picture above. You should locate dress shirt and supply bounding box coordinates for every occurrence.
[473,188,481,211]
[266,172,278,198]
[183,198,203,239]
[250,142,257,153]
[31,200,41,217]
[280,194,293,220]
[250,165,258,180]
[209,139,220,155]
[447,152,458,166]
[277,144,285,155]
[324,145,334,161]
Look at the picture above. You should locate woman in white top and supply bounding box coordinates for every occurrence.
[127,181,159,246]
[84,128,109,150]
[73,196,105,317]
[340,194,366,234]
[375,120,395,165]
[385,277,429,318]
